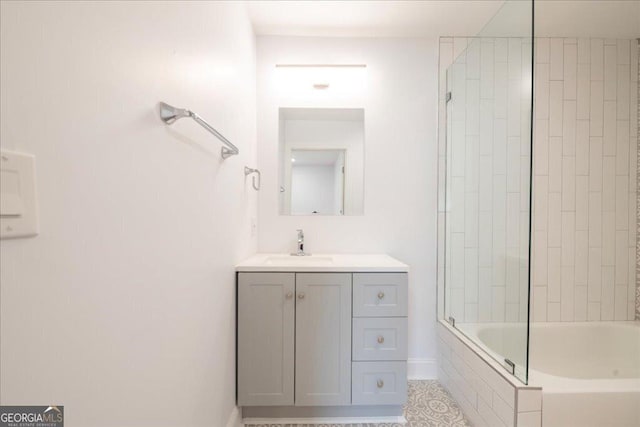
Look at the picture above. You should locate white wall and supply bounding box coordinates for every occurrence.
[334,152,345,215]
[282,117,363,215]
[291,165,336,214]
[256,36,439,376]
[0,2,256,426]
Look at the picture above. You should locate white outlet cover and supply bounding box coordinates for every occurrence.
[1,150,39,239]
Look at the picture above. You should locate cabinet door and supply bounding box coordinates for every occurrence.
[295,273,352,406]
[238,273,295,406]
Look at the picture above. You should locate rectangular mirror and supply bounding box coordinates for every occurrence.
[279,108,364,215]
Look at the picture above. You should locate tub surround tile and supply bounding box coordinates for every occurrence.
[603,101,617,156]
[575,120,590,174]
[589,137,604,191]
[548,194,562,246]
[492,393,515,427]
[590,81,604,136]
[563,43,578,100]
[438,37,639,325]
[591,39,604,81]
[547,302,561,321]
[517,411,542,427]
[618,65,630,120]
[602,211,616,265]
[588,301,601,321]
[517,389,542,412]
[560,267,575,320]
[578,38,590,64]
[615,229,629,284]
[549,82,564,137]
[535,65,550,120]
[532,286,547,321]
[574,285,588,321]
[577,63,591,119]
[601,266,616,320]
[636,40,640,321]
[632,243,639,313]
[437,323,544,427]
[614,284,628,320]
[477,396,506,427]
[547,248,561,301]
[604,44,618,101]
[550,38,564,81]
[629,193,637,247]
[532,37,637,322]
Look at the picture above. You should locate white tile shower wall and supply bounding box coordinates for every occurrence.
[440,37,638,323]
[441,37,532,324]
[531,38,638,322]
[437,323,542,427]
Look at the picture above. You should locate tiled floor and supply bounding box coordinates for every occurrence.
[244,380,471,427]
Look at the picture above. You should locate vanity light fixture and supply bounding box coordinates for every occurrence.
[276,64,366,91]
[291,158,296,162]
[275,64,367,68]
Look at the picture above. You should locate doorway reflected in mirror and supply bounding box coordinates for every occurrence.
[279,108,364,216]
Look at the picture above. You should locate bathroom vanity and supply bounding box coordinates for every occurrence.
[236,254,409,422]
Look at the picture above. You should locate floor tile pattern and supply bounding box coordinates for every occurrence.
[244,380,471,427]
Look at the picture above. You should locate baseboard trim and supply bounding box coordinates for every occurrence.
[407,358,437,380]
[226,406,242,427]
[242,416,406,425]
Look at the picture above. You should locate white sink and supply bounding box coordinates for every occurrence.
[264,255,334,266]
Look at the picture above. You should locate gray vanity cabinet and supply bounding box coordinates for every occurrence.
[295,273,351,406]
[237,268,408,412]
[237,273,295,406]
[238,272,351,407]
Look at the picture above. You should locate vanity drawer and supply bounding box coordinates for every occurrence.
[353,273,408,317]
[352,317,408,361]
[352,361,407,405]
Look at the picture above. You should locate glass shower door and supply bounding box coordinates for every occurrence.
[442,0,534,384]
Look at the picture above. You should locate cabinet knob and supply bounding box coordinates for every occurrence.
[377,379,384,388]
[377,292,385,300]
[377,335,385,344]
[285,292,293,299]
[298,293,305,299]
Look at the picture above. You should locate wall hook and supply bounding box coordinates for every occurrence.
[244,167,261,191]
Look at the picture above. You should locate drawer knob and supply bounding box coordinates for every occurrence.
[285,292,293,299]
[377,379,384,388]
[298,293,305,299]
[377,335,385,344]
[377,292,385,299]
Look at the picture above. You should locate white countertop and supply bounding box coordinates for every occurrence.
[236,253,409,272]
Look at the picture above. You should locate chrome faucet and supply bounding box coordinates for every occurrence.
[292,229,310,256]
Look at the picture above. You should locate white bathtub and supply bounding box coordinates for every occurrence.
[457,321,640,427]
